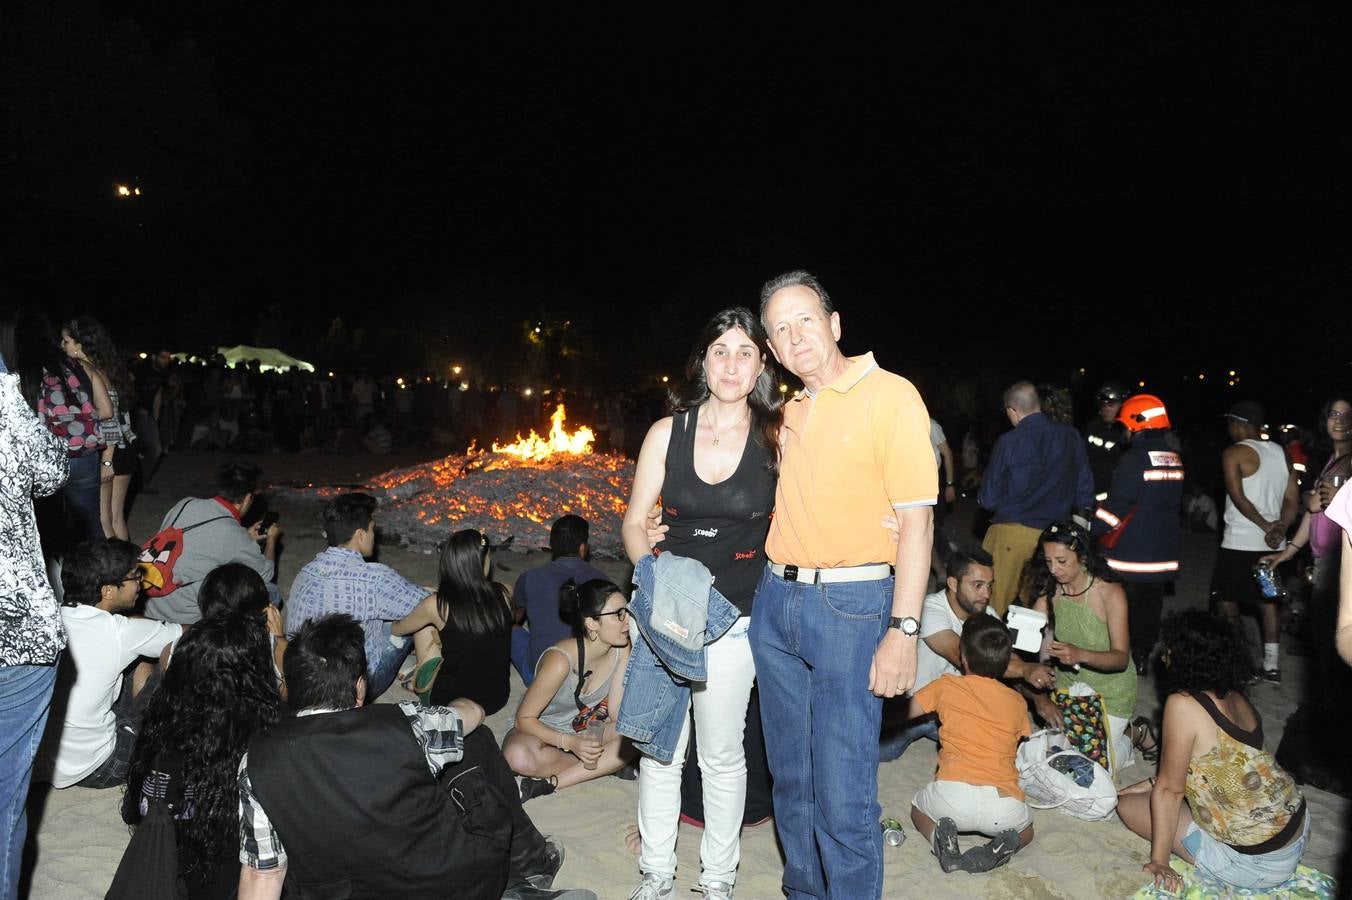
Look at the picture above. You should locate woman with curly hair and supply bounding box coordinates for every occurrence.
[62,316,136,540]
[392,528,512,714]
[1022,521,1148,767]
[1117,610,1309,893]
[115,612,282,898]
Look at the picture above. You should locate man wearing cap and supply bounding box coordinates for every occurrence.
[1091,394,1184,675]
[754,270,935,900]
[978,382,1095,615]
[1212,401,1299,682]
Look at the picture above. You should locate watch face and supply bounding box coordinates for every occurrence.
[891,616,920,635]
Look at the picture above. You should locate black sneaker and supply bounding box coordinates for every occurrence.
[519,775,557,803]
[501,887,597,900]
[1262,668,1282,684]
[524,836,565,889]
[932,817,962,874]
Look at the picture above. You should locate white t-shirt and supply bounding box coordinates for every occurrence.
[929,419,947,469]
[914,588,1000,692]
[48,606,180,787]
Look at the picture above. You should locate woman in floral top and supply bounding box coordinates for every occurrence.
[0,319,71,900]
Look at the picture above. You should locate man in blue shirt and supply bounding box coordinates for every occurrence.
[512,515,607,685]
[286,492,438,697]
[978,382,1094,614]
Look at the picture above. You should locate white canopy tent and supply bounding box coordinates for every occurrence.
[215,345,316,373]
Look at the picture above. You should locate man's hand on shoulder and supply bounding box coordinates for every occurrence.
[869,629,917,698]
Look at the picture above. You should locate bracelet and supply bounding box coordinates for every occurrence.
[100,460,113,467]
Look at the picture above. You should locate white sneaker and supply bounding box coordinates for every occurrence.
[626,873,674,900]
[698,882,734,899]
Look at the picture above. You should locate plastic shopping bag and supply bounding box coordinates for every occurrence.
[1016,728,1118,821]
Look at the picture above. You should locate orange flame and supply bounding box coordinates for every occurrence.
[491,403,594,460]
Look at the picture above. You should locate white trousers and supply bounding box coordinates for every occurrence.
[637,616,756,883]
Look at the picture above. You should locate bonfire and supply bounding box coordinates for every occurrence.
[297,404,634,558]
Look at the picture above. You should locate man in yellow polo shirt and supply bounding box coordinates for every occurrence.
[752,270,936,900]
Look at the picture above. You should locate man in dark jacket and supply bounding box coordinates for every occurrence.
[236,614,594,900]
[1091,394,1184,675]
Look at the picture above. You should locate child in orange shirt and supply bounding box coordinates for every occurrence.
[907,615,1035,873]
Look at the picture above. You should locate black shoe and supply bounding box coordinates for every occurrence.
[956,830,1022,873]
[614,761,639,781]
[1262,668,1282,684]
[933,817,962,874]
[501,887,598,900]
[523,836,564,889]
[518,776,557,803]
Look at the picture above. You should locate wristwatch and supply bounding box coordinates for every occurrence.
[888,616,921,636]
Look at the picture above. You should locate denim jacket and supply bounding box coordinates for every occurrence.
[615,553,740,763]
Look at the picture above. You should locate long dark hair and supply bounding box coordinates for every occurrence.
[197,563,270,622]
[64,315,133,399]
[1159,609,1253,698]
[558,578,624,710]
[435,529,512,639]
[1312,394,1352,473]
[13,312,67,411]
[124,615,281,884]
[670,306,782,468]
[1020,520,1119,616]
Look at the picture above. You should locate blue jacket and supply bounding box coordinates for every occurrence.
[1091,429,1184,582]
[615,553,740,764]
[979,412,1095,528]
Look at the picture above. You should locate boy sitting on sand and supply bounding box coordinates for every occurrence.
[907,615,1035,873]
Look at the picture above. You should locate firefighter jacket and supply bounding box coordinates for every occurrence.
[1091,429,1183,582]
[1084,418,1128,499]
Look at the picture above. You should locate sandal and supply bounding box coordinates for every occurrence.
[1131,716,1160,764]
[408,656,443,697]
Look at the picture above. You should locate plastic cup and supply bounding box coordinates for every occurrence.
[581,719,606,771]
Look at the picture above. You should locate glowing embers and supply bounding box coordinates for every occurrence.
[354,405,631,557]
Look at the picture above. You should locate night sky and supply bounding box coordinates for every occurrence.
[2,2,1346,415]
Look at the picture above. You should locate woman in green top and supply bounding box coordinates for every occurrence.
[1027,521,1153,772]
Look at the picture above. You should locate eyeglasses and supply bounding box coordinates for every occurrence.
[1328,411,1352,421]
[116,575,143,586]
[595,607,630,622]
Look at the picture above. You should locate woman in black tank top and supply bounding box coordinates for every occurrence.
[620,307,781,897]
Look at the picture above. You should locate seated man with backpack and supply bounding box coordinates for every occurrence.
[143,460,281,623]
[238,614,596,900]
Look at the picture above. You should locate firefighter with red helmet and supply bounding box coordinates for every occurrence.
[1091,394,1183,675]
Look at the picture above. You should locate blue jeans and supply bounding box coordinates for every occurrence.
[64,453,104,541]
[878,716,938,762]
[0,664,58,900]
[366,621,413,698]
[510,625,534,687]
[750,566,893,900]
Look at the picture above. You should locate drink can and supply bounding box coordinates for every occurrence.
[881,818,906,847]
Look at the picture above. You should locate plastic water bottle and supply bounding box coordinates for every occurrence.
[1253,562,1283,599]
[881,817,906,847]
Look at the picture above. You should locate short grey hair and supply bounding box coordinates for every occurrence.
[1003,381,1040,414]
[759,270,835,324]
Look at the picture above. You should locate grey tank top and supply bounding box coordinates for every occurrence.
[534,645,619,733]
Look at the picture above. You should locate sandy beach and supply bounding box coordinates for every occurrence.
[21,450,1349,899]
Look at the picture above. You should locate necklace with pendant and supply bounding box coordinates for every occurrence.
[707,410,748,447]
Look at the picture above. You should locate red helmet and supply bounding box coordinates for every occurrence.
[1118,394,1171,432]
